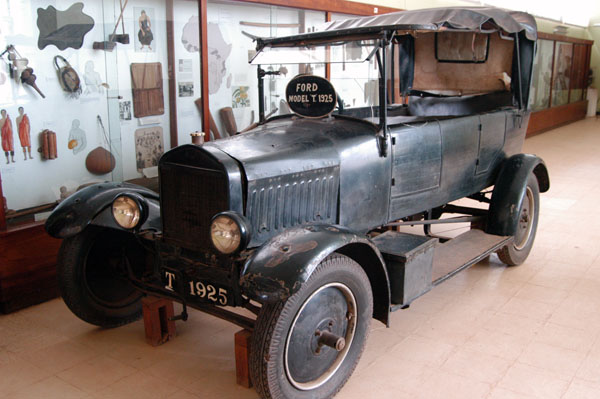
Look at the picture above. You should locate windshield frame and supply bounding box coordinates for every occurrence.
[254,32,392,134]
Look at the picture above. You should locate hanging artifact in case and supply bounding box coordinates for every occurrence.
[85,115,115,174]
[130,63,164,118]
[54,56,81,97]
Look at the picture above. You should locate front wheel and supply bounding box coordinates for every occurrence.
[57,227,145,328]
[497,173,540,266]
[250,254,373,399]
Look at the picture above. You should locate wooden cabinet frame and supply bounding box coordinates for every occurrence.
[527,32,593,136]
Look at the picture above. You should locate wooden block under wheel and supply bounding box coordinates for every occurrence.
[235,329,253,388]
[142,296,176,346]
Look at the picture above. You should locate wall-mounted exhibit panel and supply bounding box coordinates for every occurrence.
[0,0,206,229]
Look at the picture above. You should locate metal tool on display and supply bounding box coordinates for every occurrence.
[93,0,130,50]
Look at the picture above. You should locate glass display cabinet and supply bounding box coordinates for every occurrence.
[0,0,207,311]
[0,0,396,312]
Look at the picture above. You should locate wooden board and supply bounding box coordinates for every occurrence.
[131,63,165,118]
[235,329,253,388]
[527,100,588,137]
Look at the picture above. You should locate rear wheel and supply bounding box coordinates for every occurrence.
[57,227,145,328]
[250,254,372,399]
[497,174,540,266]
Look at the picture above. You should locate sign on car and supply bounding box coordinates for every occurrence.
[285,74,337,118]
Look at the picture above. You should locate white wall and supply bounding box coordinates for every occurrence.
[206,2,326,136]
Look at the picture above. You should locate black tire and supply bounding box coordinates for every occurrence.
[57,227,145,328]
[497,173,540,266]
[250,253,373,399]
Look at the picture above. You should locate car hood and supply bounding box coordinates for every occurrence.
[206,116,376,180]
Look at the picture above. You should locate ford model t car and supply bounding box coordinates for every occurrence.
[46,7,548,399]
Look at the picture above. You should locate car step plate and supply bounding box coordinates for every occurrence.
[431,229,511,285]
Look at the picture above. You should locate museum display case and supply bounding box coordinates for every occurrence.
[527,32,593,135]
[0,0,206,230]
[0,0,205,311]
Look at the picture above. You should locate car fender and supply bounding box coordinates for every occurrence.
[45,182,160,239]
[240,224,391,325]
[487,153,549,236]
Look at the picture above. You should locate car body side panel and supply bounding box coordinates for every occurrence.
[504,110,529,156]
[439,115,481,193]
[388,109,529,221]
[477,111,506,175]
[338,132,390,233]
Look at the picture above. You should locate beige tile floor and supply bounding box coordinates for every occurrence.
[2,116,600,399]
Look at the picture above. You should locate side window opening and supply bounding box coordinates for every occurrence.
[435,32,490,63]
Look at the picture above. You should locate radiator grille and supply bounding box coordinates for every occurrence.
[247,166,339,243]
[160,162,228,251]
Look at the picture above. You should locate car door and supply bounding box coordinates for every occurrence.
[388,121,443,220]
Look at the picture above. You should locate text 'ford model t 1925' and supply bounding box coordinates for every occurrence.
[46,7,549,399]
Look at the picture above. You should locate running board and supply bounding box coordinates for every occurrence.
[431,229,511,285]
[374,230,511,313]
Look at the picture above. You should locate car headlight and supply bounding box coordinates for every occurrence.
[210,212,250,254]
[112,195,142,229]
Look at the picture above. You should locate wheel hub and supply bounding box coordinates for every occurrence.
[310,319,335,355]
[315,329,346,353]
[514,186,535,250]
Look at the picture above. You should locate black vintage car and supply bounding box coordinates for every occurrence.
[46,7,548,399]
